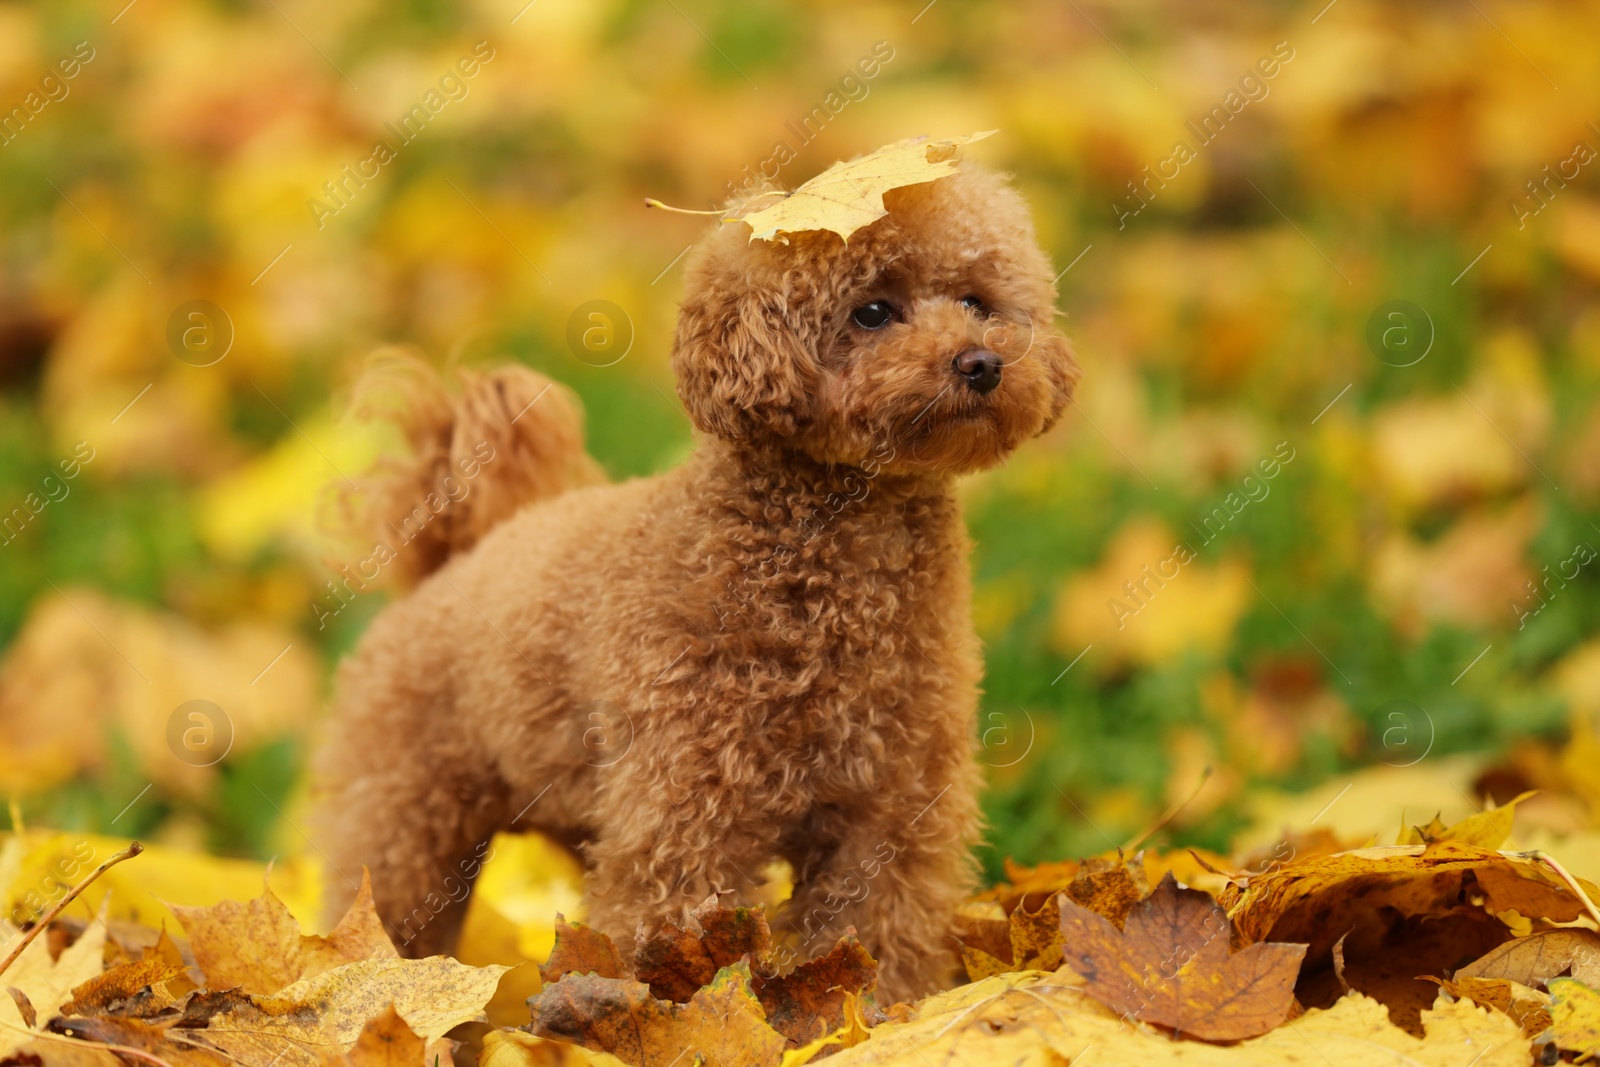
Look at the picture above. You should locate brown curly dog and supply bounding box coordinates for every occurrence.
[312,159,1079,1002]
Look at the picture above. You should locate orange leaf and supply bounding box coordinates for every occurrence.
[1058,872,1306,1041]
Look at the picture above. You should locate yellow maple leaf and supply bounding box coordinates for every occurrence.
[481,1028,629,1066]
[817,974,1525,1066]
[1549,978,1600,1057]
[0,903,108,1056]
[205,955,509,1061]
[171,868,397,996]
[736,131,995,243]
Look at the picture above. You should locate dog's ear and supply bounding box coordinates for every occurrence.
[672,276,817,442]
[1033,328,1081,436]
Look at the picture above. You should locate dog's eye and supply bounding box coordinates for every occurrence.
[851,301,895,330]
[960,294,984,312]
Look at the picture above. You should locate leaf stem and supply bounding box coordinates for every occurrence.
[0,841,143,980]
[1515,849,1600,927]
[1125,767,1211,853]
[642,199,725,216]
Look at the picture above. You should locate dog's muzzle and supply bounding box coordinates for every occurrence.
[952,348,1002,395]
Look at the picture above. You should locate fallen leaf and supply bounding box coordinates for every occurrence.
[341,1004,424,1067]
[817,972,1523,1067]
[46,1015,229,1067]
[960,855,1153,980]
[0,908,108,1056]
[539,917,624,987]
[1425,791,1537,848]
[1061,856,1151,928]
[1297,909,1510,1035]
[953,903,1011,979]
[1549,978,1600,1057]
[1057,872,1306,1041]
[631,919,717,1004]
[173,869,396,996]
[60,956,188,1018]
[752,934,877,1048]
[480,1027,631,1066]
[736,132,995,243]
[316,874,402,971]
[1438,975,1552,1038]
[1007,893,1063,973]
[1456,928,1600,988]
[692,901,772,972]
[631,896,773,1004]
[205,956,508,1061]
[528,962,786,1067]
[1399,813,1450,846]
[1223,843,1598,960]
[7,987,36,1029]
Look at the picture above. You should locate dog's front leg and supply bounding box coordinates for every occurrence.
[777,773,982,1005]
[580,772,779,963]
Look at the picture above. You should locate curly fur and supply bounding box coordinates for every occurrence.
[312,162,1080,1002]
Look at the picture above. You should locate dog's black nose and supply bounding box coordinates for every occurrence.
[953,348,1002,394]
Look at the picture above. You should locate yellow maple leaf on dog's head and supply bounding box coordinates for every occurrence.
[733,130,996,243]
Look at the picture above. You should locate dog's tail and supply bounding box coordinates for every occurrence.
[338,350,604,588]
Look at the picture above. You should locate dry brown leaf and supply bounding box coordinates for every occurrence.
[631,919,717,1004]
[976,849,1201,916]
[1298,909,1509,1035]
[1438,975,1552,1038]
[631,896,772,1004]
[60,956,187,1018]
[1061,856,1151,928]
[527,962,786,1067]
[692,901,772,971]
[1223,842,1598,958]
[1058,872,1306,1041]
[1456,927,1600,987]
[974,857,1082,909]
[736,132,994,243]
[953,904,1013,981]
[172,869,396,995]
[751,934,876,1048]
[959,855,1151,981]
[1007,893,1063,973]
[539,917,624,987]
[315,873,401,971]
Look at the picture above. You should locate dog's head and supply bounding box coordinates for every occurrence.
[671,163,1079,475]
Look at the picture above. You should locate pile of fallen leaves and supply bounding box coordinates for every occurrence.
[4,799,1600,1067]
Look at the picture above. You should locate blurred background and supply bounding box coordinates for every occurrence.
[1,0,1598,899]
